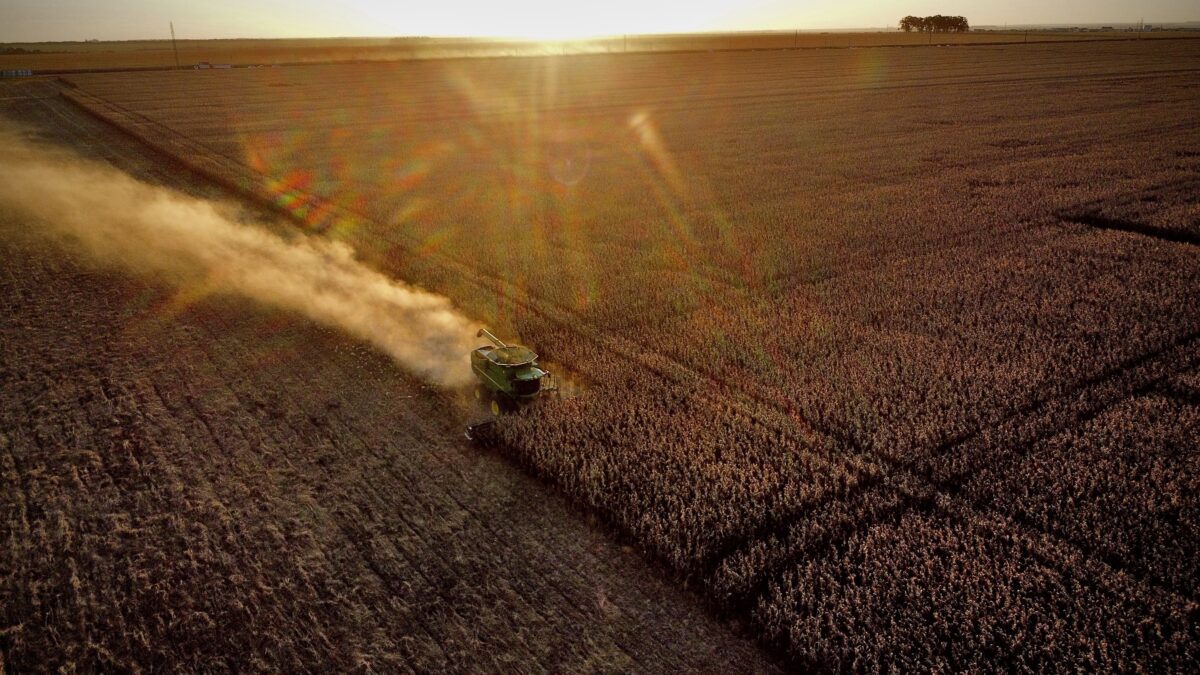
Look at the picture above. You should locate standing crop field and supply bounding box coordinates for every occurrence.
[4,31,1197,72]
[30,38,1200,668]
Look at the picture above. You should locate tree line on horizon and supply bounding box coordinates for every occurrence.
[900,15,970,33]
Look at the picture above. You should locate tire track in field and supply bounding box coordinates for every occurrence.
[700,323,1200,611]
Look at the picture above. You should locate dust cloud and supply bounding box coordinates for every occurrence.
[0,131,479,387]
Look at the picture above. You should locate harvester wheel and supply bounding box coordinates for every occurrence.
[474,385,483,401]
[490,399,501,417]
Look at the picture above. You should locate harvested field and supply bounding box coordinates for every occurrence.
[4,36,1200,670]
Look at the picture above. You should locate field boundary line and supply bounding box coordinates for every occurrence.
[1059,213,1200,247]
[922,331,1200,603]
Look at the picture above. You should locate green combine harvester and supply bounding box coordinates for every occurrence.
[470,328,556,417]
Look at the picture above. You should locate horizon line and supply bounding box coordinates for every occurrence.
[5,20,1200,45]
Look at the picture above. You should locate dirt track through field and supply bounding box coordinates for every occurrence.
[0,81,781,672]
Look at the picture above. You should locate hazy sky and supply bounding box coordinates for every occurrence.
[3,0,1197,41]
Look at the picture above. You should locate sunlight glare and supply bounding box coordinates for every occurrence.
[341,0,749,40]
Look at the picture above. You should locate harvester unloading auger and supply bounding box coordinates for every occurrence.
[464,328,557,440]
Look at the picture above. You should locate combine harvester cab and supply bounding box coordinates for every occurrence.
[470,328,555,417]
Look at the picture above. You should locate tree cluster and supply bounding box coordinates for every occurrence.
[900,15,970,33]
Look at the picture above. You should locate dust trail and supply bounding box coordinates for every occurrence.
[0,130,479,387]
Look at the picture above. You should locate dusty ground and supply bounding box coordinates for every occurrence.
[0,82,781,672]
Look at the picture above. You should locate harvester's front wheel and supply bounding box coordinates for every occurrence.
[490,399,502,417]
[474,385,483,401]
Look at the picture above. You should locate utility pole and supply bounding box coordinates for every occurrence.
[170,21,180,69]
